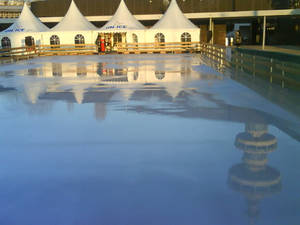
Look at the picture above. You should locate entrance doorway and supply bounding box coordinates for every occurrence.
[25,36,35,51]
[96,32,126,53]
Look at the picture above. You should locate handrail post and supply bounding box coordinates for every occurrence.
[281,62,285,88]
[253,55,256,76]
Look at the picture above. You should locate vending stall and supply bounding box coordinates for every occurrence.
[96,0,146,52]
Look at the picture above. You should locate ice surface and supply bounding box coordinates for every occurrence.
[0,54,299,225]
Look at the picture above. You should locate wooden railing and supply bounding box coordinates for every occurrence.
[0,42,224,60]
[37,44,97,56]
[198,43,227,61]
[116,42,202,54]
[0,42,208,63]
[0,44,98,63]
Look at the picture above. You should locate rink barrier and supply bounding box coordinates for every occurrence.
[116,41,203,54]
[1,42,299,89]
[0,44,98,63]
[0,42,225,62]
[230,48,300,89]
[199,44,300,89]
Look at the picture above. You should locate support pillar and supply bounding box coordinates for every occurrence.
[262,16,266,50]
[209,18,214,44]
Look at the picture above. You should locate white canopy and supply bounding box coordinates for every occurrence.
[151,0,197,29]
[100,0,145,31]
[51,0,97,31]
[2,3,49,33]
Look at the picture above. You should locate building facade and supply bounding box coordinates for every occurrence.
[30,0,295,18]
[0,0,24,18]
[1,0,299,46]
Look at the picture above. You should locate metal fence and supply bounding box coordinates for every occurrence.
[198,44,300,89]
[230,48,300,89]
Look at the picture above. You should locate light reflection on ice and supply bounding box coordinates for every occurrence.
[0,54,299,132]
[0,54,208,105]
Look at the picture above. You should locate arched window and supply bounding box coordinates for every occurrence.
[181,32,191,42]
[25,36,35,47]
[113,33,122,45]
[132,33,138,43]
[133,71,139,81]
[77,64,87,76]
[155,33,165,43]
[75,34,85,45]
[50,35,60,46]
[1,37,11,49]
[52,63,62,77]
[155,71,165,80]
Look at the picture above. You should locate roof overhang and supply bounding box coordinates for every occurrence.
[1,9,300,24]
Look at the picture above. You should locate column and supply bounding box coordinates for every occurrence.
[209,18,214,44]
[262,16,266,50]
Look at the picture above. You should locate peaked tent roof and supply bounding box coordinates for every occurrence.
[51,0,97,31]
[2,3,49,33]
[100,0,145,31]
[151,0,197,29]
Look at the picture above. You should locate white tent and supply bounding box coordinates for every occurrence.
[51,0,96,32]
[43,0,97,45]
[100,0,145,31]
[2,3,49,33]
[98,0,146,44]
[0,3,49,48]
[146,0,200,43]
[151,0,197,30]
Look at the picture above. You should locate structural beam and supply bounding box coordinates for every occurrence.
[1,8,300,24]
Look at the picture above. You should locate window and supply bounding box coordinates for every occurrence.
[1,37,11,49]
[132,33,138,43]
[52,63,62,77]
[28,68,38,76]
[75,34,85,45]
[113,33,122,45]
[155,71,165,80]
[133,71,139,81]
[25,36,35,46]
[77,64,87,76]
[50,35,60,46]
[181,32,191,42]
[155,33,165,43]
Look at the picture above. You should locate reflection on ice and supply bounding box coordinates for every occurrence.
[0,55,299,135]
[229,122,282,225]
[0,55,211,106]
[0,54,299,225]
